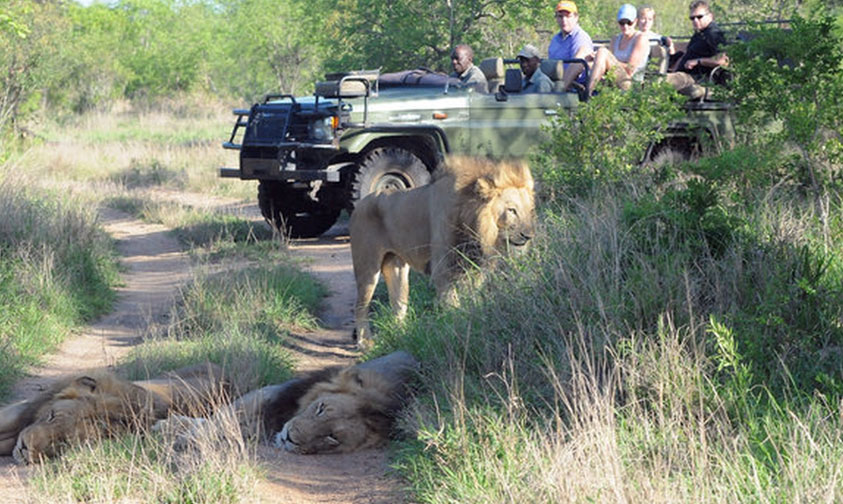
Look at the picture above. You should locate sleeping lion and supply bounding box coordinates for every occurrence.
[350,156,536,346]
[0,362,227,464]
[154,350,418,455]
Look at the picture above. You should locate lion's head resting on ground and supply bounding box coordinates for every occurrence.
[447,156,536,258]
[273,367,403,454]
[12,373,167,464]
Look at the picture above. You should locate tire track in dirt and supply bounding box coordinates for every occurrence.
[0,199,407,503]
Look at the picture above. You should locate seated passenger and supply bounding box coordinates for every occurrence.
[548,0,594,91]
[450,44,488,92]
[517,44,553,93]
[586,4,649,95]
[666,0,729,98]
[637,4,676,56]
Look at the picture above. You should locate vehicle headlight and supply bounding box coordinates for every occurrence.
[308,117,337,141]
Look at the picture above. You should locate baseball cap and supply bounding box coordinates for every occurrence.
[617,4,637,22]
[517,44,542,60]
[555,0,578,13]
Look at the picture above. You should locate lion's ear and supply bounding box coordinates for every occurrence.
[474,177,497,200]
[75,376,98,393]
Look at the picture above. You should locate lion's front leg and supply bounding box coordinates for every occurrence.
[430,247,460,308]
[353,270,380,347]
[382,254,410,322]
[0,400,30,455]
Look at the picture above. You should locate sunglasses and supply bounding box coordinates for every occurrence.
[618,19,633,26]
[689,14,707,20]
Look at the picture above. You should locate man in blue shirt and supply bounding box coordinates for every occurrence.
[548,0,594,91]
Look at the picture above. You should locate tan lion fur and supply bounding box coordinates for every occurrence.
[0,362,226,464]
[349,156,536,345]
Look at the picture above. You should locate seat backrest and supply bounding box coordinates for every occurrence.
[647,43,668,75]
[540,58,566,93]
[478,57,505,93]
[503,68,522,93]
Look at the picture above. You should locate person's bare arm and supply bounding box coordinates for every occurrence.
[684,51,729,71]
[623,34,650,77]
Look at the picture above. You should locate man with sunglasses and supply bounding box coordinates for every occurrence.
[666,0,728,97]
[548,0,593,91]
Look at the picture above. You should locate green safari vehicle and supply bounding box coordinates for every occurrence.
[220,56,734,238]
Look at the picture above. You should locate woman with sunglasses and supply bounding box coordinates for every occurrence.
[586,4,649,95]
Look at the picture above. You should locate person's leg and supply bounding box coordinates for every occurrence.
[561,61,587,92]
[587,47,618,95]
[666,71,695,92]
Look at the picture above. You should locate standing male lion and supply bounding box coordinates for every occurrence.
[350,156,536,346]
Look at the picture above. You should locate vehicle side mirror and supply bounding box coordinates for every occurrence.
[495,88,508,102]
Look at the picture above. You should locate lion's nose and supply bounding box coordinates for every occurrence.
[509,231,532,247]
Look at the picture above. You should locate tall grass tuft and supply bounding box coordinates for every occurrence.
[123,258,326,394]
[0,173,119,393]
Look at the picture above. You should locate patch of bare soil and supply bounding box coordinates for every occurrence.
[0,199,407,503]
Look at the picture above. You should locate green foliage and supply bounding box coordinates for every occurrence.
[0,179,119,396]
[729,13,843,190]
[624,177,744,257]
[326,0,549,72]
[534,82,684,196]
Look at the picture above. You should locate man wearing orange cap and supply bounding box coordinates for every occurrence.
[548,0,593,91]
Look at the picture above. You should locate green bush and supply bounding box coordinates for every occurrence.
[729,14,843,195]
[533,82,684,197]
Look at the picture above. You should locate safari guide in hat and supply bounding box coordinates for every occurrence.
[548,0,594,91]
[517,44,553,93]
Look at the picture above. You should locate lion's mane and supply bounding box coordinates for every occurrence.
[269,365,409,454]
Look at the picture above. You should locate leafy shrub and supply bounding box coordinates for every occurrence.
[533,82,684,197]
[729,13,843,194]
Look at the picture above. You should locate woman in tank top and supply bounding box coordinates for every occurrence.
[585,4,649,95]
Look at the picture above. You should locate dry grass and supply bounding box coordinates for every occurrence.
[28,390,261,504]
[14,102,254,203]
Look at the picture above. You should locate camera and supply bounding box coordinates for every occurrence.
[660,35,669,47]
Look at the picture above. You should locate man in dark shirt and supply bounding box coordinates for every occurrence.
[450,44,488,92]
[666,0,729,97]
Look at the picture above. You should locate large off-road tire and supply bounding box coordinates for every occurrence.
[258,181,340,239]
[352,147,431,205]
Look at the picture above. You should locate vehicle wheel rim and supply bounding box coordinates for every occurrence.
[374,172,411,193]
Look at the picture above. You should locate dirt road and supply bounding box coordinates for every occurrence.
[0,204,406,503]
